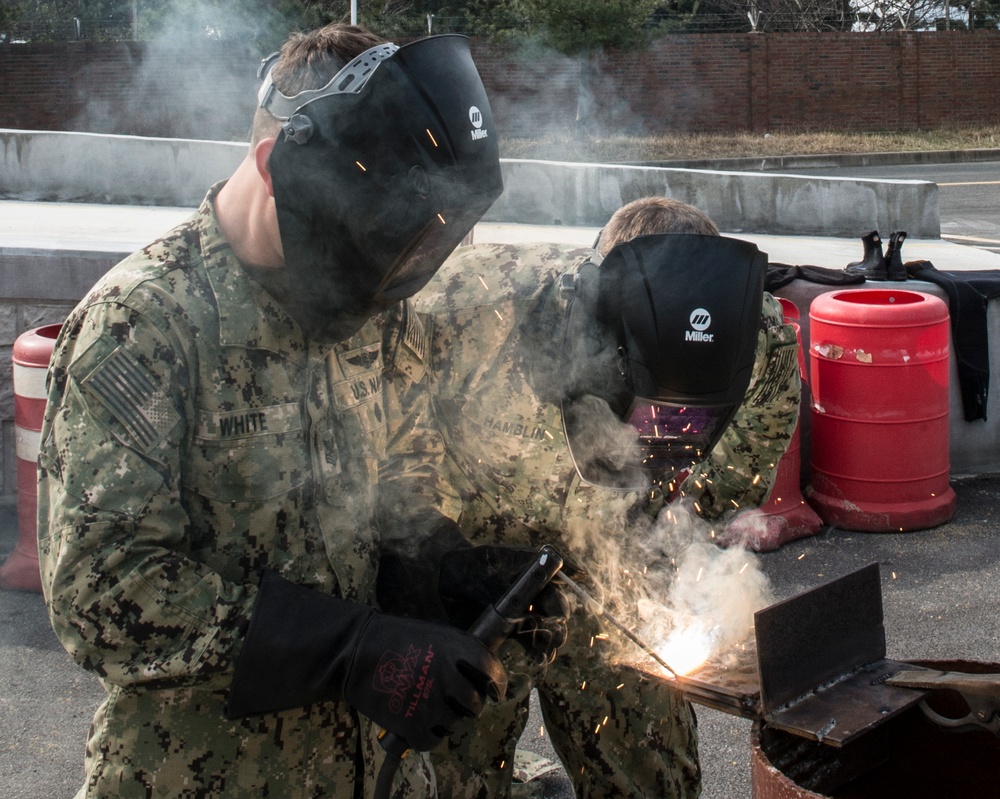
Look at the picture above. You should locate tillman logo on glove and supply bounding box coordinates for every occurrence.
[373,644,436,717]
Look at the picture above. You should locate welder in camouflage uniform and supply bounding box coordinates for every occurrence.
[35,23,526,799]
[411,197,801,798]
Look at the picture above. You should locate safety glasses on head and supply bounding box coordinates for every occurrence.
[257,43,400,121]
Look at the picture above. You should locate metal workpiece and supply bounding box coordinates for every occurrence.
[665,564,931,747]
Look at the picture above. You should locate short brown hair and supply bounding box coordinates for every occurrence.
[251,24,387,145]
[599,197,719,255]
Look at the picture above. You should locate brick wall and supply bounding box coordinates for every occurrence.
[2,32,1000,140]
[0,40,258,140]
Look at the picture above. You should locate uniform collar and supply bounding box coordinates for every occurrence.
[198,182,309,364]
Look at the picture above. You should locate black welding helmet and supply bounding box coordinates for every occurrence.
[260,35,503,341]
[561,233,766,487]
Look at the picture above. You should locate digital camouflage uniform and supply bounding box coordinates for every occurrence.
[412,242,800,798]
[37,184,452,799]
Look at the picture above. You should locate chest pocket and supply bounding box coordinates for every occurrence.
[328,343,388,462]
[451,382,569,534]
[310,343,388,512]
[186,402,307,503]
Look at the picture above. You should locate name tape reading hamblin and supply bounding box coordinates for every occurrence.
[482,415,548,440]
[685,308,714,342]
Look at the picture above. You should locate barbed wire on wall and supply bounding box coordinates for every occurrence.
[1,8,996,43]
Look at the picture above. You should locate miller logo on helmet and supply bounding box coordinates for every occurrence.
[686,308,714,342]
[469,105,488,140]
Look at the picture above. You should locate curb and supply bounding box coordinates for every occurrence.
[625,147,1000,172]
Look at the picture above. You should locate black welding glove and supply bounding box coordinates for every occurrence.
[226,571,507,752]
[438,545,571,666]
[376,516,470,621]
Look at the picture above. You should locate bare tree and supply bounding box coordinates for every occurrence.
[853,0,946,29]
[721,0,854,30]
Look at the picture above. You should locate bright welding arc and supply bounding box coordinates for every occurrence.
[555,572,679,678]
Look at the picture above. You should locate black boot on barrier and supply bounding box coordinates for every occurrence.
[885,230,908,281]
[846,230,884,275]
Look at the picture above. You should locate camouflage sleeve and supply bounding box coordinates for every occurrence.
[36,298,254,688]
[682,293,801,519]
[377,301,464,544]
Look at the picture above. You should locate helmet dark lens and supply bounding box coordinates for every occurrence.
[374,204,487,304]
[625,399,731,462]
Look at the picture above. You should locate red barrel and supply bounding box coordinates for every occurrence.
[0,324,60,592]
[805,290,955,532]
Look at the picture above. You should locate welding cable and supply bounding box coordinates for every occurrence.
[373,545,567,799]
[374,732,409,799]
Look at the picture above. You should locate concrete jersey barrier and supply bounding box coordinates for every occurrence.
[1,129,940,238]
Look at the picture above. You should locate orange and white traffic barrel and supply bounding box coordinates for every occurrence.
[1,324,60,592]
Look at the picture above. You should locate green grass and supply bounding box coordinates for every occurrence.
[499,127,1000,162]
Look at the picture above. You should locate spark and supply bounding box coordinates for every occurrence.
[798,553,806,560]
[436,213,446,225]
[730,499,740,508]
[594,724,601,735]
[500,760,505,769]
[581,681,586,690]
[426,128,439,147]
[892,571,897,579]
[478,275,489,291]
[694,502,703,514]
[544,430,554,440]
[696,567,703,582]
[595,633,609,641]
[494,309,504,321]
[740,562,749,574]
[752,474,762,485]
[355,161,367,171]
[616,683,625,690]
[603,716,609,725]
[540,725,545,737]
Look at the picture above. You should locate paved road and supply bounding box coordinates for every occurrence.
[8,473,1000,799]
[780,161,1000,254]
[3,156,998,798]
